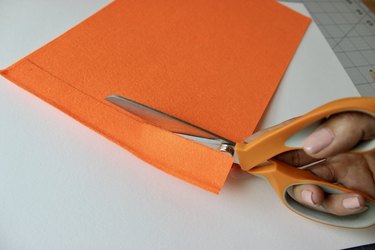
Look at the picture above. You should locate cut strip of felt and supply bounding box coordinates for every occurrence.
[1,0,310,193]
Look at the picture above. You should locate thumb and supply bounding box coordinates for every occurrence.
[302,112,375,158]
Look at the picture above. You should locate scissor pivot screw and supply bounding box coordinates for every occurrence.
[219,144,234,156]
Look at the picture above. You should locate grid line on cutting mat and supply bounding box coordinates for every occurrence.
[282,0,375,96]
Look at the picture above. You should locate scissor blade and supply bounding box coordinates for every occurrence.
[105,95,234,146]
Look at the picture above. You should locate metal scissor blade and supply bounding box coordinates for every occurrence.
[105,95,235,148]
[178,133,239,163]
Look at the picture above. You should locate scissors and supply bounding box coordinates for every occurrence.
[106,95,375,228]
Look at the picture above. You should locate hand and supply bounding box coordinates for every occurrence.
[277,112,375,216]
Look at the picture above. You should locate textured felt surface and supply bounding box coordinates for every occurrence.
[1,60,234,193]
[1,0,310,192]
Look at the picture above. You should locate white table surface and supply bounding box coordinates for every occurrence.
[0,1,373,249]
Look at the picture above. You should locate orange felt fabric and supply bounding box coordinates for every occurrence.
[1,0,310,193]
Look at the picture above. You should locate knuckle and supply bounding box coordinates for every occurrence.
[328,112,375,140]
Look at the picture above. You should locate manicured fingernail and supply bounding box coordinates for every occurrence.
[343,196,361,209]
[303,128,335,154]
[302,190,315,205]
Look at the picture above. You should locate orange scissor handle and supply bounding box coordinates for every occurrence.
[249,160,375,228]
[236,97,375,171]
[237,97,375,228]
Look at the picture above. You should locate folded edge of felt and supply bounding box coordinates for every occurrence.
[1,59,234,193]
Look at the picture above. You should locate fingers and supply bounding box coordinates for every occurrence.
[308,154,375,198]
[292,184,368,216]
[302,112,375,159]
[291,154,375,216]
[277,112,375,217]
[276,150,318,167]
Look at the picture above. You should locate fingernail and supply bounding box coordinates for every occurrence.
[303,128,335,154]
[343,196,361,209]
[302,190,315,205]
